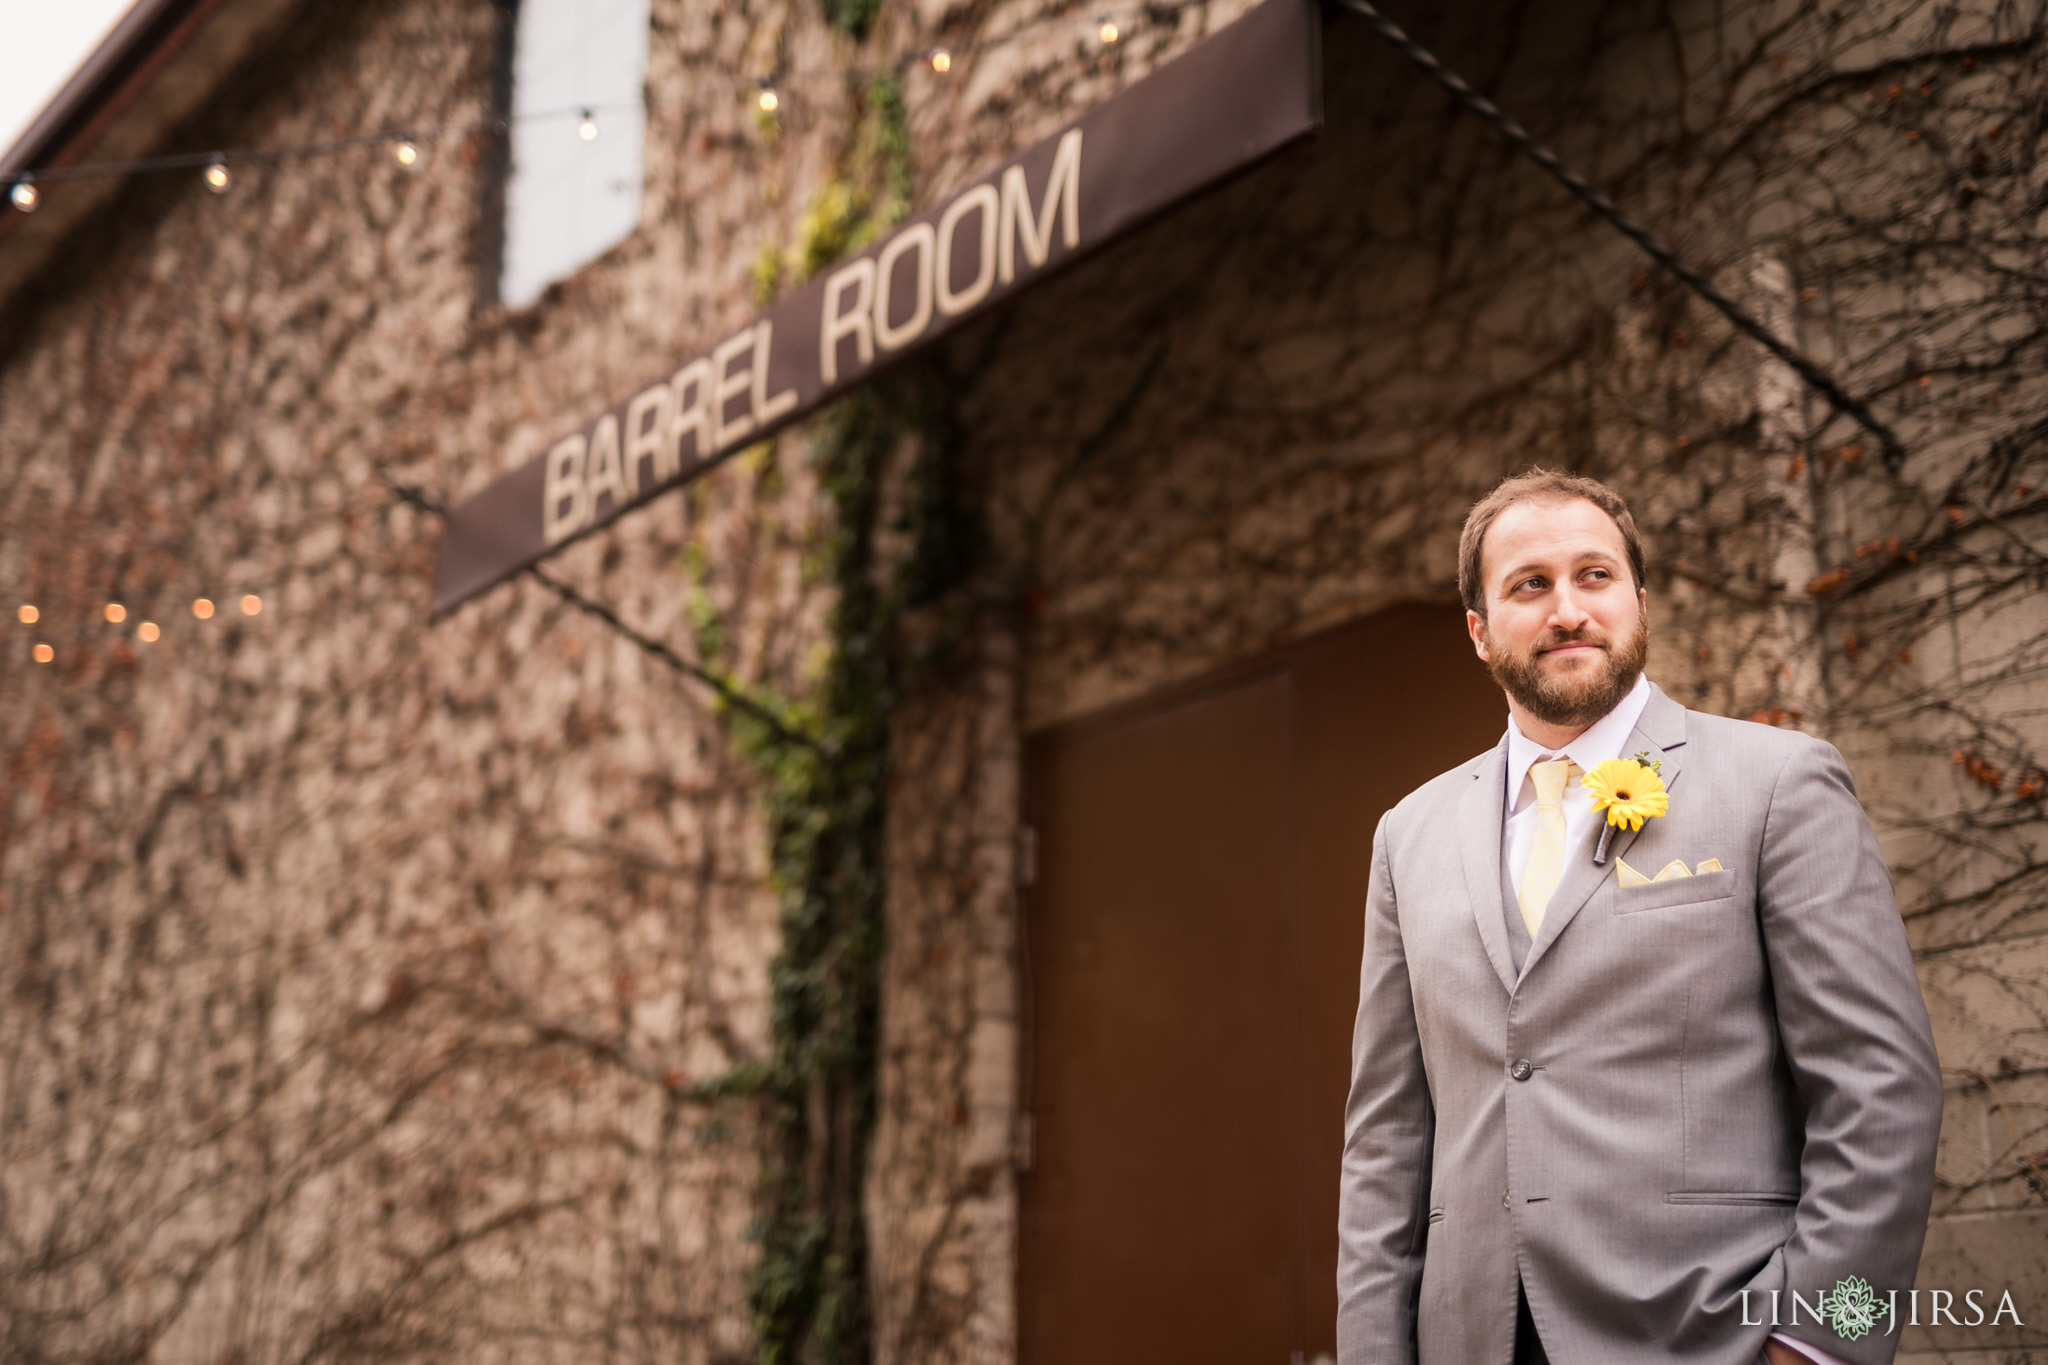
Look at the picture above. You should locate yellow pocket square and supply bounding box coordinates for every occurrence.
[1617,857,1723,886]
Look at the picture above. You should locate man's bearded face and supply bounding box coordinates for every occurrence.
[1481,603,1648,729]
[1466,495,1650,730]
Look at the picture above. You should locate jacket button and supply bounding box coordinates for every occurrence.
[1502,1189,1511,1209]
[1510,1058,1534,1081]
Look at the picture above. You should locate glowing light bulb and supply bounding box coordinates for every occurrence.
[241,594,262,617]
[33,644,53,664]
[205,161,230,192]
[105,603,126,623]
[9,181,36,212]
[17,604,37,624]
[578,111,599,141]
[395,140,419,167]
[193,597,215,619]
[757,87,779,113]
[138,622,160,643]
[931,49,952,73]
[1098,18,1120,42]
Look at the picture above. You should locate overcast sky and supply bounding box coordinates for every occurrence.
[501,0,648,306]
[0,0,137,161]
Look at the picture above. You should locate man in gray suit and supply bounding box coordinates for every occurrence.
[1337,470,1943,1365]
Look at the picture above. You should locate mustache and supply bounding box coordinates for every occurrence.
[1536,628,1610,653]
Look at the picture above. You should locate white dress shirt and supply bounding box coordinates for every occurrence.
[1500,673,1849,1365]
[1503,673,1652,887]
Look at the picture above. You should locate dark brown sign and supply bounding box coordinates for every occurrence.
[434,0,1321,613]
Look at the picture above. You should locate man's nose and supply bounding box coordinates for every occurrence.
[1549,583,1591,630]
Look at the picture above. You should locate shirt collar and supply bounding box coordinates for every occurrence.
[1503,673,1654,809]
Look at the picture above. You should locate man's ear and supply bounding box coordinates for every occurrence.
[1466,609,1489,662]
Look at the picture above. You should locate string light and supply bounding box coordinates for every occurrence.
[7,596,267,643]
[3,101,645,204]
[0,8,1192,204]
[33,644,53,664]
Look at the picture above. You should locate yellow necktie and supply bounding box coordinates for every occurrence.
[1518,758,1576,937]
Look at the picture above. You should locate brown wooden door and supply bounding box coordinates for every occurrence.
[1021,604,1503,1364]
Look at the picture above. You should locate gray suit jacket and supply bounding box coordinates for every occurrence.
[1337,685,1942,1365]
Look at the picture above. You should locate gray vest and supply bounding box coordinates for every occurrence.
[1501,843,1534,977]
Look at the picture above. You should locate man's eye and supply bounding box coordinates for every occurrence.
[1518,578,1546,593]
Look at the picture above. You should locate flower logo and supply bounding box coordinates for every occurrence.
[1823,1275,1882,1341]
[1585,757,1670,831]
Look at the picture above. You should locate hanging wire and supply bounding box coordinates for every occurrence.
[9,1,1902,460]
[377,472,822,752]
[3,101,644,191]
[11,0,1914,475]
[1335,0,1910,472]
[4,0,1174,197]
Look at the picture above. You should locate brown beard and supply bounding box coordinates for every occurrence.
[1483,615,1648,729]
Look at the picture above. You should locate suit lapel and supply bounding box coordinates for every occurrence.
[1459,737,1518,995]
[1519,686,1690,980]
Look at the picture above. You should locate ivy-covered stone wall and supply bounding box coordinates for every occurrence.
[0,0,821,1355]
[3,0,2045,1362]
[912,4,2048,1360]
[0,0,1262,1361]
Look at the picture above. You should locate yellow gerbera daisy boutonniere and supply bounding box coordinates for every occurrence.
[1586,756,1669,864]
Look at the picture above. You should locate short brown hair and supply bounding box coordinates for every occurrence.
[1457,469,1646,617]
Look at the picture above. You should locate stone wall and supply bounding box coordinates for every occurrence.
[2,0,2045,1361]
[0,0,1269,1361]
[0,0,829,1358]
[888,0,2048,1360]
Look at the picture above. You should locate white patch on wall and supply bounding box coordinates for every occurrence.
[499,0,650,308]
